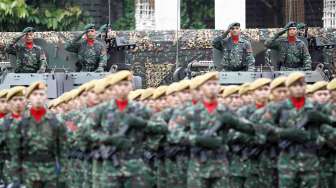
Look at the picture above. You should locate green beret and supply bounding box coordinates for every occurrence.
[98,24,111,33]
[22,27,35,34]
[84,23,95,31]
[229,22,240,29]
[296,22,306,30]
[288,22,297,28]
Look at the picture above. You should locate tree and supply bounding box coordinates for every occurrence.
[181,0,215,29]
[0,0,88,31]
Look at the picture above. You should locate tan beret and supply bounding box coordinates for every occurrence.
[0,89,8,99]
[152,86,168,99]
[286,72,305,87]
[250,78,271,91]
[166,83,179,95]
[270,76,287,91]
[219,86,226,94]
[106,70,133,86]
[310,81,328,93]
[190,75,205,90]
[196,72,219,87]
[128,89,144,101]
[94,79,108,94]
[239,83,251,95]
[26,81,47,98]
[222,85,240,98]
[327,78,336,91]
[306,84,314,94]
[140,88,155,101]
[48,100,55,109]
[84,80,97,92]
[7,86,26,101]
[177,80,191,92]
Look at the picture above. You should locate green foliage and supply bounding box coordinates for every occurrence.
[181,0,214,29]
[112,0,135,30]
[0,0,87,31]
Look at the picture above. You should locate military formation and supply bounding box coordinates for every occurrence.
[0,69,336,188]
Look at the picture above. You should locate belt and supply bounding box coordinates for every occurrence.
[22,153,55,163]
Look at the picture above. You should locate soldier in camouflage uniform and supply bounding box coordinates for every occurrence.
[9,82,66,188]
[6,27,48,73]
[0,40,8,62]
[65,24,107,72]
[213,22,255,71]
[0,90,8,119]
[264,22,312,71]
[79,71,154,188]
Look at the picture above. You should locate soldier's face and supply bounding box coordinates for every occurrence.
[288,28,297,37]
[0,98,8,113]
[288,80,306,98]
[115,81,133,99]
[201,80,219,100]
[312,90,330,104]
[167,93,180,107]
[87,29,96,39]
[9,96,26,113]
[227,93,243,111]
[178,90,191,102]
[191,88,202,102]
[330,90,336,103]
[25,32,34,43]
[106,85,116,100]
[29,89,47,108]
[230,26,241,36]
[271,87,288,102]
[87,90,99,107]
[254,85,270,102]
[80,91,88,104]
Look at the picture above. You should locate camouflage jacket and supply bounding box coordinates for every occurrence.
[6,43,47,73]
[213,36,255,71]
[65,39,107,72]
[264,33,312,71]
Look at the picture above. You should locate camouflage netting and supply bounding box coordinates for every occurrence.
[1,28,336,87]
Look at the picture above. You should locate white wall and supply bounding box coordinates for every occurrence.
[155,0,181,30]
[215,0,246,30]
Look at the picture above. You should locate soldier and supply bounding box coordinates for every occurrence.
[212,22,255,71]
[222,85,243,111]
[0,40,8,62]
[239,82,254,105]
[6,27,48,73]
[79,70,153,188]
[128,89,144,102]
[269,76,288,103]
[264,22,312,71]
[0,90,8,119]
[65,24,107,72]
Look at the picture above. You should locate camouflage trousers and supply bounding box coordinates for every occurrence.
[92,160,103,188]
[278,168,319,188]
[320,155,336,188]
[69,158,85,187]
[82,159,92,187]
[155,159,166,188]
[164,155,188,188]
[100,159,154,188]
[21,162,58,188]
[187,159,230,188]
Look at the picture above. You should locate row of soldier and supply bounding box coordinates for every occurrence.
[0,21,312,74]
[0,70,336,187]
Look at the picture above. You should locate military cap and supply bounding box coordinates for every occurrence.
[196,72,219,87]
[222,85,240,98]
[48,100,55,109]
[98,24,111,33]
[239,83,251,95]
[106,70,133,86]
[327,78,336,91]
[0,89,8,99]
[152,86,168,99]
[62,92,72,103]
[310,81,328,93]
[296,22,306,30]
[286,21,297,28]
[22,27,35,33]
[219,86,226,94]
[140,88,155,101]
[229,22,240,29]
[26,81,47,98]
[250,78,271,91]
[178,80,191,91]
[94,79,108,94]
[84,80,97,92]
[270,76,287,91]
[84,23,95,31]
[7,86,26,101]
[190,75,205,90]
[166,83,179,95]
[128,89,144,101]
[286,72,305,87]
[53,97,63,107]
[306,84,313,94]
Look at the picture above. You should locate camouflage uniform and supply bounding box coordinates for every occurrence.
[65,33,107,72]
[264,30,312,71]
[79,100,154,188]
[10,111,66,188]
[212,35,255,71]
[6,41,47,73]
[169,102,232,188]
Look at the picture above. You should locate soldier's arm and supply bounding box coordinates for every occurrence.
[212,36,224,71]
[245,41,255,71]
[64,32,86,53]
[5,33,25,55]
[146,112,169,134]
[264,29,287,49]
[301,43,312,70]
